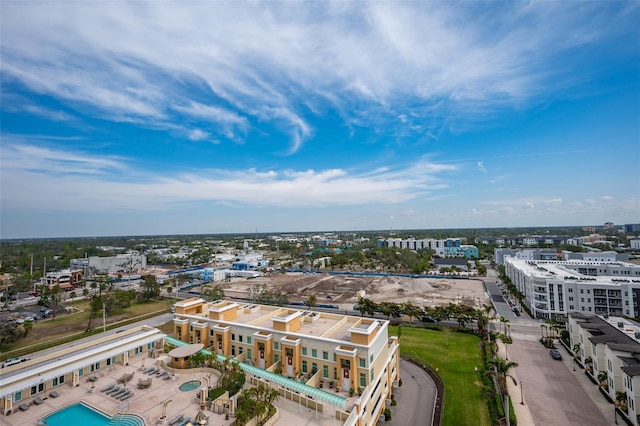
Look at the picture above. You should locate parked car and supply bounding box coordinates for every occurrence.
[550,349,562,360]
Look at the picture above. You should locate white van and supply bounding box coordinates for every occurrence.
[1,357,30,368]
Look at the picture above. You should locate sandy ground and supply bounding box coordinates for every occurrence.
[219,272,489,310]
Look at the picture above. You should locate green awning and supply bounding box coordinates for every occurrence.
[166,336,347,408]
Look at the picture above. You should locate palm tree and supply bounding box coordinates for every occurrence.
[487,357,519,426]
[584,356,594,373]
[616,391,628,413]
[572,343,581,359]
[487,357,519,395]
[306,294,317,308]
[597,371,608,389]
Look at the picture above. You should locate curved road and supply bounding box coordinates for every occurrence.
[391,359,437,425]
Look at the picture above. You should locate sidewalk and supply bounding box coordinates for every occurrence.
[496,339,535,426]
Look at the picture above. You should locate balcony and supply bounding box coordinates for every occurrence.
[534,296,548,302]
[594,299,608,306]
[534,303,548,310]
[534,287,547,294]
[594,290,607,297]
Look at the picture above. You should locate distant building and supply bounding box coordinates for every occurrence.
[378,237,475,257]
[70,254,146,275]
[561,251,629,262]
[604,222,615,229]
[433,258,469,271]
[494,248,557,265]
[631,240,640,250]
[43,269,83,290]
[625,224,640,233]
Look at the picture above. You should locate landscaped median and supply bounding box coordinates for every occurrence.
[389,325,491,426]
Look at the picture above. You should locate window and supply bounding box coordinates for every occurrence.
[569,297,573,301]
[323,351,329,360]
[231,346,236,356]
[568,288,573,293]
[370,370,374,382]
[323,365,329,378]
[274,354,279,363]
[360,373,367,388]
[78,368,84,377]
[581,298,584,302]
[231,333,236,341]
[247,349,252,360]
[14,391,22,402]
[247,337,252,344]
[370,354,373,363]
[312,363,318,374]
[569,305,574,310]
[302,347,307,356]
[302,360,308,373]
[312,349,318,358]
[359,358,366,368]
[587,289,591,294]
[274,342,279,350]
[580,289,584,294]
[239,335,243,343]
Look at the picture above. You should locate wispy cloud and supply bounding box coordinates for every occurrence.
[1,142,457,212]
[2,2,636,153]
[476,161,487,172]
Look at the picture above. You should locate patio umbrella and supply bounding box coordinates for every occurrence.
[194,409,208,425]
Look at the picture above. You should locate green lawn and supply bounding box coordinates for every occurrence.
[390,326,490,426]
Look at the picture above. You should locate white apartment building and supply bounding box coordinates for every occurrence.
[378,237,464,257]
[631,240,640,250]
[568,314,640,426]
[504,257,640,320]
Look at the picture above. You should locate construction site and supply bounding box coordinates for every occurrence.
[219,272,490,310]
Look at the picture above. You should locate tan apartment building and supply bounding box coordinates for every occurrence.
[173,298,400,426]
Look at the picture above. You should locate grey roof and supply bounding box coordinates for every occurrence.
[433,258,468,266]
[622,364,640,377]
[572,313,640,350]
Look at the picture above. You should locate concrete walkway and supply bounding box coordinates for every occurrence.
[496,339,535,426]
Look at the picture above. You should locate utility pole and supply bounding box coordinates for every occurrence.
[103,302,106,332]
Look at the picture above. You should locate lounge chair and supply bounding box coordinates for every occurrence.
[157,371,168,379]
[168,414,184,425]
[118,390,131,400]
[112,389,127,398]
[100,384,116,393]
[106,386,122,395]
[145,367,158,375]
[49,391,60,398]
[177,417,191,426]
[120,392,133,401]
[33,397,44,405]
[18,403,30,411]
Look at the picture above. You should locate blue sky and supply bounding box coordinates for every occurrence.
[1,2,639,239]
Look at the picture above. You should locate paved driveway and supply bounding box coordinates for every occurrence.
[509,338,609,426]
[389,359,437,425]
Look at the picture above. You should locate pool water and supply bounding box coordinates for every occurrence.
[42,402,143,426]
[178,379,202,392]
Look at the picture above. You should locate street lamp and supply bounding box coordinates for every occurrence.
[520,380,524,405]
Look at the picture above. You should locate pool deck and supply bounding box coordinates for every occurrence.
[4,356,345,426]
[4,357,230,426]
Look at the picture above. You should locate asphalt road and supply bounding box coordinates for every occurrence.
[390,359,437,425]
[509,338,609,426]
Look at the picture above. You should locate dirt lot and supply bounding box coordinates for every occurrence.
[221,272,489,309]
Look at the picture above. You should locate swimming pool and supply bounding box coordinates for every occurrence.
[42,402,144,426]
[178,379,202,392]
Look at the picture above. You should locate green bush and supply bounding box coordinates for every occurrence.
[384,408,392,421]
